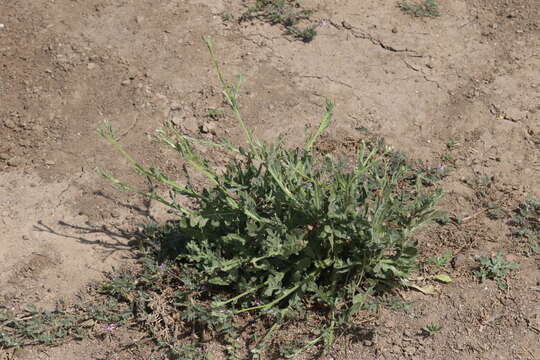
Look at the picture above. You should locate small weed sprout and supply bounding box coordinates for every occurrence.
[474,251,519,290]
[422,323,442,336]
[241,0,318,42]
[288,25,317,42]
[446,139,459,149]
[511,197,540,239]
[400,0,441,17]
[428,251,453,268]
[96,36,444,357]
[221,12,232,22]
[207,107,225,120]
[440,153,453,163]
[435,211,451,225]
[510,196,540,255]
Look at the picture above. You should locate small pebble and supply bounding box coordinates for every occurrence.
[121,79,131,86]
[45,160,56,166]
[87,62,97,70]
[4,119,16,129]
[342,21,353,30]
[0,152,10,160]
[200,122,216,134]
[170,102,182,110]
[171,115,183,126]
[7,157,22,167]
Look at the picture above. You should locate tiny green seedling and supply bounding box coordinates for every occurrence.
[289,25,317,42]
[400,0,440,17]
[422,323,442,337]
[511,197,540,239]
[446,139,459,149]
[221,13,232,22]
[474,251,519,290]
[511,197,540,256]
[207,107,225,120]
[428,251,453,268]
[435,211,451,225]
[440,153,453,163]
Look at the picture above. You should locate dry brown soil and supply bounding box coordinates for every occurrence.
[1,0,539,359]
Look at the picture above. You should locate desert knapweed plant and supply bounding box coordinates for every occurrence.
[97,36,443,357]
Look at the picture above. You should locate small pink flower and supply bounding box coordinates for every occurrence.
[103,323,117,332]
[319,19,330,26]
[435,164,446,173]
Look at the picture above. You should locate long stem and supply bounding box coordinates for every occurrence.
[252,320,282,357]
[213,281,269,308]
[234,282,301,314]
[204,36,256,152]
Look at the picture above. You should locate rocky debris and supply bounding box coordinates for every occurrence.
[504,107,527,122]
[200,122,217,135]
[7,157,23,167]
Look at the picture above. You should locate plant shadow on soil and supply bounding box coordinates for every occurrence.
[33,220,139,253]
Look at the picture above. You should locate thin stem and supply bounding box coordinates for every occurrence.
[213,281,269,308]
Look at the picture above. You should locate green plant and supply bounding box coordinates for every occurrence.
[440,153,453,163]
[400,0,440,17]
[221,13,232,22]
[241,0,317,42]
[97,36,443,357]
[421,323,442,336]
[416,164,449,185]
[511,197,540,239]
[435,211,450,225]
[0,306,83,347]
[485,202,506,220]
[427,251,453,268]
[446,139,459,149]
[466,175,494,199]
[289,25,317,42]
[383,296,411,314]
[473,251,519,290]
[510,196,540,256]
[207,107,225,120]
